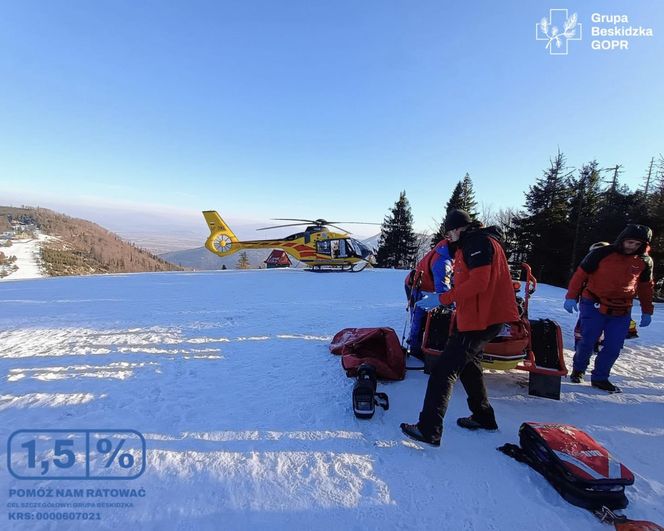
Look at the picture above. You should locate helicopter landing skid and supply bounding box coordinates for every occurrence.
[306,263,370,273]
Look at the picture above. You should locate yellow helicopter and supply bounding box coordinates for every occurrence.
[202,211,378,272]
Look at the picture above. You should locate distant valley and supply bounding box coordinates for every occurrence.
[0,206,182,279]
[0,205,382,277]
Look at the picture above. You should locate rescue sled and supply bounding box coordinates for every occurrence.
[499,423,664,530]
[421,263,568,396]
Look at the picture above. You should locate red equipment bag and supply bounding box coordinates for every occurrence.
[499,422,634,511]
[330,327,405,380]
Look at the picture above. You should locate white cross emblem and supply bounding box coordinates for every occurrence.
[536,9,582,55]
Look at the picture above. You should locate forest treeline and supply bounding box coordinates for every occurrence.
[375,152,664,287]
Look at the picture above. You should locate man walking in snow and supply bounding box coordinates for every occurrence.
[401,209,518,446]
[565,224,654,393]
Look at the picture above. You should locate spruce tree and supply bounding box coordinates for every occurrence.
[568,160,602,274]
[236,251,251,269]
[592,167,634,246]
[430,222,447,249]
[642,157,656,197]
[512,151,574,286]
[431,174,479,247]
[375,191,417,269]
[647,158,664,280]
[431,181,463,247]
[460,173,479,217]
[493,207,519,260]
[445,181,465,213]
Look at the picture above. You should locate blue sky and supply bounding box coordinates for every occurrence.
[1,0,663,238]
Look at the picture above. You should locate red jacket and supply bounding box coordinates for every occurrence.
[566,246,654,315]
[439,226,519,332]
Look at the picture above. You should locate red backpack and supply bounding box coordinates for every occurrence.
[329,327,406,380]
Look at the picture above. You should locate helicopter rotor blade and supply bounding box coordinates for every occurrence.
[260,218,381,233]
[273,218,381,226]
[256,223,312,231]
[327,224,351,234]
[271,218,319,224]
[326,221,382,226]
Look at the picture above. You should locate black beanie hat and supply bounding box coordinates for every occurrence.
[444,209,472,232]
[614,224,652,255]
[615,224,652,245]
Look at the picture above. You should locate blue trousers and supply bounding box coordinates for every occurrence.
[405,285,426,355]
[573,298,631,381]
[408,306,427,355]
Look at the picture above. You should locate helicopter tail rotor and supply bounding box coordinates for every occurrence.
[203,211,240,256]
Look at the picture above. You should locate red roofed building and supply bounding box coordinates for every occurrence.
[264,249,292,269]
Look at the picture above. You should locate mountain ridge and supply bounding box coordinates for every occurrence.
[0,205,183,277]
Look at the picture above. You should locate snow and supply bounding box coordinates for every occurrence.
[0,232,51,281]
[1,269,663,530]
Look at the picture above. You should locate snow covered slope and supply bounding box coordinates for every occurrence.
[1,270,662,530]
[0,232,51,281]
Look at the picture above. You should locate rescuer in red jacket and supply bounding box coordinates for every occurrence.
[401,210,519,446]
[565,224,654,393]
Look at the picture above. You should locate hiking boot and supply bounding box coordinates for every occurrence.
[591,380,622,393]
[400,423,440,447]
[456,416,498,431]
[570,370,584,384]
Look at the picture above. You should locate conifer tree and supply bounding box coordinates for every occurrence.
[642,157,656,197]
[512,151,574,286]
[431,174,479,247]
[591,167,635,246]
[431,181,464,246]
[430,223,447,249]
[375,191,417,269]
[568,160,602,273]
[445,181,465,214]
[237,251,251,269]
[646,157,664,280]
[460,173,478,217]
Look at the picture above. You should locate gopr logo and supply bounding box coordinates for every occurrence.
[536,9,582,55]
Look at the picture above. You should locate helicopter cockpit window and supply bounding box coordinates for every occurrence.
[331,239,349,258]
[345,239,356,257]
[316,240,331,255]
[351,238,372,259]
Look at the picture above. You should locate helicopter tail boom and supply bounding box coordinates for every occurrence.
[203,211,240,256]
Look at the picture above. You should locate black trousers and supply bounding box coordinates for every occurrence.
[418,322,504,440]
